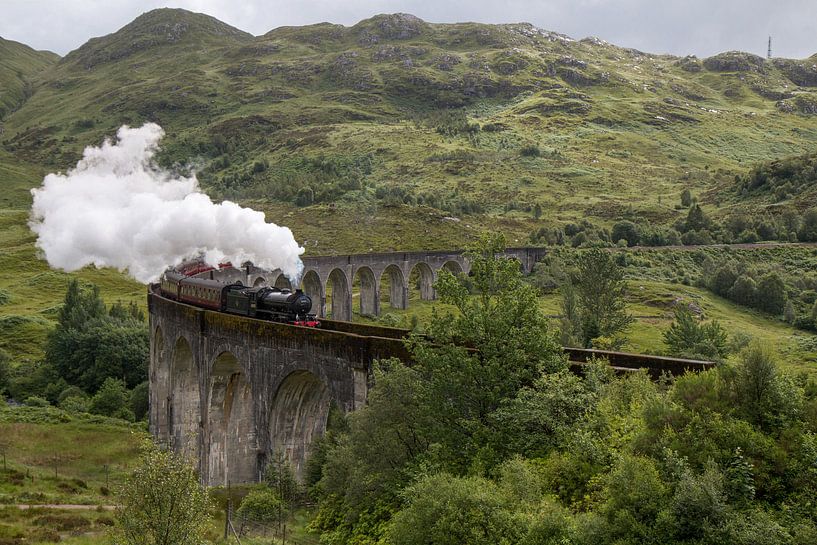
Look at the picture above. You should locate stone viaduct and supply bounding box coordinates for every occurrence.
[149,247,711,487]
[211,247,547,321]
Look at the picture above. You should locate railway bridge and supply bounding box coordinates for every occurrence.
[206,247,547,321]
[149,246,711,487]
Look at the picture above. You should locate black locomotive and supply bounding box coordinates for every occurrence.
[159,268,319,327]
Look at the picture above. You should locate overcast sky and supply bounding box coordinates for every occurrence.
[1,0,815,59]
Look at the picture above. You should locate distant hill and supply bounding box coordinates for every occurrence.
[2,9,817,249]
[0,37,58,120]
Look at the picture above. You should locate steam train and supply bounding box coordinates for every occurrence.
[159,267,320,327]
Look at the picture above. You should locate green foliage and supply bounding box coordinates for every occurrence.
[387,473,524,545]
[734,342,803,429]
[45,280,148,392]
[602,454,667,542]
[264,452,302,504]
[112,444,212,545]
[680,188,693,207]
[756,273,787,314]
[562,248,634,348]
[611,220,640,247]
[89,377,129,418]
[799,208,817,241]
[663,305,730,360]
[236,487,284,526]
[129,381,149,421]
[24,395,49,407]
[0,350,9,395]
[724,447,756,504]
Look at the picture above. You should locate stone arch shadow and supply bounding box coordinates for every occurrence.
[409,261,436,301]
[301,270,324,318]
[207,350,256,486]
[268,370,331,478]
[170,335,200,460]
[380,264,407,309]
[353,266,378,317]
[326,268,352,321]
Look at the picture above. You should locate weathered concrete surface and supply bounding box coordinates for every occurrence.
[148,289,405,485]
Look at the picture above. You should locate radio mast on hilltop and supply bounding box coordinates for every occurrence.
[767,36,772,59]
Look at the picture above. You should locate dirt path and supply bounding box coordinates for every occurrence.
[10,504,117,510]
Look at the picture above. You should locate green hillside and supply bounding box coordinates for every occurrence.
[1,9,816,372]
[2,9,817,244]
[0,37,58,121]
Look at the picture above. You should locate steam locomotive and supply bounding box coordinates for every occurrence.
[159,268,319,327]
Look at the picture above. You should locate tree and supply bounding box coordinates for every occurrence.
[567,248,634,348]
[734,342,801,429]
[798,208,817,242]
[663,305,729,360]
[756,273,787,315]
[709,263,738,297]
[112,444,211,545]
[611,221,640,247]
[387,473,524,545]
[684,204,710,233]
[90,377,129,418]
[418,232,564,468]
[729,275,757,307]
[129,382,149,421]
[46,281,148,392]
[680,189,693,207]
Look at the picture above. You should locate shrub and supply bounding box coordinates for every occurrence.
[520,144,541,157]
[24,396,50,407]
[236,488,284,527]
[611,221,640,247]
[129,382,149,421]
[387,473,525,545]
[89,377,129,417]
[60,396,90,413]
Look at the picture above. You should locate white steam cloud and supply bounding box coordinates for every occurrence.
[29,123,304,283]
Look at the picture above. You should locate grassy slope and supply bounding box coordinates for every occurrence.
[0,405,145,544]
[0,150,144,365]
[0,37,58,120]
[3,11,817,239]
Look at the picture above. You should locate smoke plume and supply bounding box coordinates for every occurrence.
[29,123,304,283]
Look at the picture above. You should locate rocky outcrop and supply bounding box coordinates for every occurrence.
[703,51,766,73]
[773,58,817,87]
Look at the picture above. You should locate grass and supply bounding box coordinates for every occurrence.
[0,404,145,544]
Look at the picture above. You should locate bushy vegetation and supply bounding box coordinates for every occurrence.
[739,151,817,203]
[4,280,149,421]
[112,443,212,545]
[308,239,817,545]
